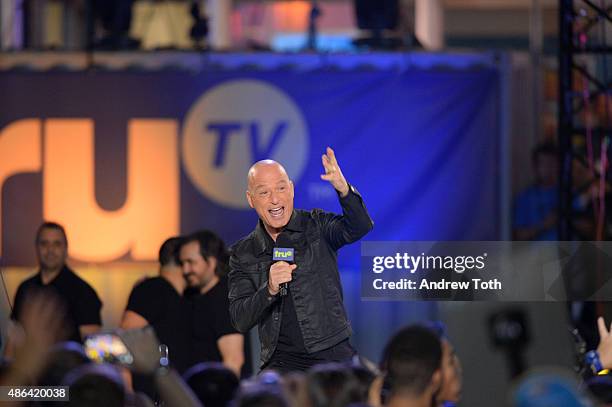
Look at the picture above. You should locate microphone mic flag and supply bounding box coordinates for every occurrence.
[273,234,294,297]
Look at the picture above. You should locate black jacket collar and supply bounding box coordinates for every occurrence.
[253,210,305,255]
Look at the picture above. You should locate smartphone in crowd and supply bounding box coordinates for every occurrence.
[84,332,134,365]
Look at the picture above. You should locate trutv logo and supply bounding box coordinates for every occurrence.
[0,80,309,262]
[272,248,295,262]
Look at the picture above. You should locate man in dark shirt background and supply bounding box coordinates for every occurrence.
[180,230,244,377]
[5,222,102,357]
[121,236,192,397]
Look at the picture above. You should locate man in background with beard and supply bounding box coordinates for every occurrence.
[179,230,244,377]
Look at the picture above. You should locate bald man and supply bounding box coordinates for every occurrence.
[228,147,373,373]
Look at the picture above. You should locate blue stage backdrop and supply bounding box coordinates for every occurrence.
[0,53,504,359]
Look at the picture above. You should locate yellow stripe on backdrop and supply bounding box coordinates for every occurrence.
[0,263,157,336]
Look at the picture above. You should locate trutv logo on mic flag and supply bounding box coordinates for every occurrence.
[273,248,295,262]
[0,77,309,265]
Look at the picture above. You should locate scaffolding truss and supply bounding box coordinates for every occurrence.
[559,0,612,240]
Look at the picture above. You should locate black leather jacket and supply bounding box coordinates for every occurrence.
[228,185,373,365]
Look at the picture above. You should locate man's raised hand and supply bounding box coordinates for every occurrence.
[320,147,349,197]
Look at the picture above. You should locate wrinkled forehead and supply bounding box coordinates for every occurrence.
[248,163,290,189]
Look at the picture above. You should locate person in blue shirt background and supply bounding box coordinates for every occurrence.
[513,143,559,241]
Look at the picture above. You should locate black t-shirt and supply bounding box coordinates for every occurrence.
[125,276,192,373]
[126,276,193,400]
[185,276,239,365]
[277,288,307,353]
[260,231,306,354]
[11,266,102,343]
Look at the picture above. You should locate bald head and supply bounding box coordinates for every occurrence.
[246,160,294,239]
[247,160,290,191]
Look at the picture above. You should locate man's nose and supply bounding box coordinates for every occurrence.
[269,191,280,204]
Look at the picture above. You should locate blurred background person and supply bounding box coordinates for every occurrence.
[183,362,239,407]
[233,384,290,407]
[121,236,192,398]
[378,325,443,407]
[513,143,559,241]
[63,363,128,407]
[427,322,462,407]
[0,291,66,389]
[180,230,245,377]
[306,362,363,407]
[36,341,91,387]
[5,222,102,358]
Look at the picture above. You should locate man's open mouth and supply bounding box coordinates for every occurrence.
[269,207,284,218]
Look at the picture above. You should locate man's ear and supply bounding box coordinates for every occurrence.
[430,369,443,395]
[246,190,254,208]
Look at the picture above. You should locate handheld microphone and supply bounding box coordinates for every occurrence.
[272,234,294,297]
